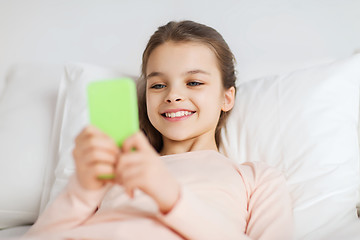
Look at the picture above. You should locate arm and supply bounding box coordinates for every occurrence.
[24,176,109,237]
[156,162,293,240]
[156,186,252,240]
[242,162,294,240]
[25,125,118,237]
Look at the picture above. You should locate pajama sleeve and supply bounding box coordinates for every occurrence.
[156,162,293,240]
[23,175,110,237]
[242,162,294,240]
[156,186,252,240]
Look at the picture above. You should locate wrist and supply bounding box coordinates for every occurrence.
[76,173,106,191]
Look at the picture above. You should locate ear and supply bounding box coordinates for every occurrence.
[221,86,235,112]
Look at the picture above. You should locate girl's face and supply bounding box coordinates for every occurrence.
[145,41,234,151]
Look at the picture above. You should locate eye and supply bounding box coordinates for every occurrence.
[187,81,203,87]
[150,84,166,89]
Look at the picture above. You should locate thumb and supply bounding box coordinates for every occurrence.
[121,131,154,153]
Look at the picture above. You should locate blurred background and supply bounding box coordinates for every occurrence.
[1,0,359,88]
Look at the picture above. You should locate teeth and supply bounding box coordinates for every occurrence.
[165,111,193,118]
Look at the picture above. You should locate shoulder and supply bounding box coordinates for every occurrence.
[211,157,291,204]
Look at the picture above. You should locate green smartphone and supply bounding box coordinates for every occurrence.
[87,78,139,180]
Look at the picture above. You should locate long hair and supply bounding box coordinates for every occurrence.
[138,20,236,152]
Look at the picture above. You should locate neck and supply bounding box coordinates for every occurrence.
[160,132,218,156]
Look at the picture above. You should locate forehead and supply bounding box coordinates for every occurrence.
[146,41,220,76]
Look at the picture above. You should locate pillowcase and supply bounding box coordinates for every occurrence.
[219,54,360,239]
[40,62,133,212]
[0,64,62,228]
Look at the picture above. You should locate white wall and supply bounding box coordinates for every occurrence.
[1,0,359,90]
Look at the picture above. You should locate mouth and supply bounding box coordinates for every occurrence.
[161,110,196,120]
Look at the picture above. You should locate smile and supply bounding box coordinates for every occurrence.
[161,110,196,120]
[164,111,193,118]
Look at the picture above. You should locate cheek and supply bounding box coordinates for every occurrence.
[197,89,224,122]
[197,87,223,108]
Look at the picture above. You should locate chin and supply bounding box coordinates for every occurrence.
[161,131,193,142]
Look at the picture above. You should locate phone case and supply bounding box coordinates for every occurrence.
[87,78,139,180]
[87,78,139,147]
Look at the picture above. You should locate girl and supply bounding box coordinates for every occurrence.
[23,20,293,240]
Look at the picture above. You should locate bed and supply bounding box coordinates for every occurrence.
[1,0,360,239]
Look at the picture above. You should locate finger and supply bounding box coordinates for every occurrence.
[116,152,144,174]
[81,148,118,166]
[119,168,143,198]
[76,125,118,149]
[116,156,144,178]
[121,131,154,153]
[74,128,120,159]
[91,163,115,180]
[115,153,145,187]
[81,136,120,157]
[75,125,101,144]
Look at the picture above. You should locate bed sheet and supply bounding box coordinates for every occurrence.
[298,218,360,240]
[318,219,360,240]
[0,225,30,239]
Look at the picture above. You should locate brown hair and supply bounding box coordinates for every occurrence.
[138,20,236,152]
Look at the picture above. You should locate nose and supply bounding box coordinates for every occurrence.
[165,87,183,103]
[167,98,182,103]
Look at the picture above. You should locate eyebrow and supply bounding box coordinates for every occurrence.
[146,69,211,80]
[146,71,163,80]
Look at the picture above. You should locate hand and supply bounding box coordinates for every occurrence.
[72,125,120,190]
[115,131,181,214]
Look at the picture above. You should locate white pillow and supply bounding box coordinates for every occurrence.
[40,62,130,211]
[220,54,360,239]
[0,64,62,228]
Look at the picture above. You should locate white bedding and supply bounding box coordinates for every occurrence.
[0,226,30,239]
[301,219,360,240]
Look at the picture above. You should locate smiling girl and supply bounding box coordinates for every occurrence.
[23,20,293,240]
